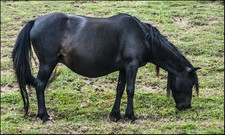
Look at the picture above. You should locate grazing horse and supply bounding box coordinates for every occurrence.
[12,13,200,123]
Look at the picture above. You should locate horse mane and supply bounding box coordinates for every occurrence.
[148,23,193,69]
[143,22,199,97]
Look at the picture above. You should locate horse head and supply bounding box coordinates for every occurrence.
[167,67,201,110]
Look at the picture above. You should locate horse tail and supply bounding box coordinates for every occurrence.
[167,72,172,99]
[193,68,201,97]
[12,20,35,115]
[156,65,160,78]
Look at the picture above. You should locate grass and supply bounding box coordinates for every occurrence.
[1,1,224,134]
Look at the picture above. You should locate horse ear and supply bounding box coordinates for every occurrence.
[156,66,160,79]
[166,73,172,99]
[186,67,201,74]
[191,67,201,73]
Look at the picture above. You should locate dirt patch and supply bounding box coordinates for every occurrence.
[173,17,189,26]
[208,17,223,22]
[139,85,163,93]
[208,17,224,25]
[1,84,19,94]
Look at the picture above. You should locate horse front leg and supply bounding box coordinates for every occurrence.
[110,69,126,122]
[124,60,139,122]
[35,63,56,123]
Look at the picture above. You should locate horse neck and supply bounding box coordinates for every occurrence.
[148,39,193,76]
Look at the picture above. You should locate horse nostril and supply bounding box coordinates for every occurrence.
[176,104,184,110]
[181,104,185,109]
[187,104,191,108]
[183,104,191,109]
[176,103,191,110]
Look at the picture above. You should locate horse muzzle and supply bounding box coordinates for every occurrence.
[175,103,191,110]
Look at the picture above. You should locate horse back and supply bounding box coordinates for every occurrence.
[30,13,148,77]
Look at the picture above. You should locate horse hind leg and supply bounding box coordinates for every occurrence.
[34,62,57,123]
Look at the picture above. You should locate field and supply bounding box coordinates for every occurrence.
[1,1,224,134]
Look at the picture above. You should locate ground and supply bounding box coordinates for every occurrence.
[1,1,224,134]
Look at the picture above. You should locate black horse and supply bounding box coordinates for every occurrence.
[12,13,200,123]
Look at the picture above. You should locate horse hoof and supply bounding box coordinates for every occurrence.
[117,118,126,123]
[43,120,54,125]
[109,115,123,122]
[35,117,43,123]
[109,115,117,122]
[131,119,142,124]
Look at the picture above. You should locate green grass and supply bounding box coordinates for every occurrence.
[1,1,224,134]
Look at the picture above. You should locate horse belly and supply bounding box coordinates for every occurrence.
[66,60,118,78]
[59,49,119,78]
